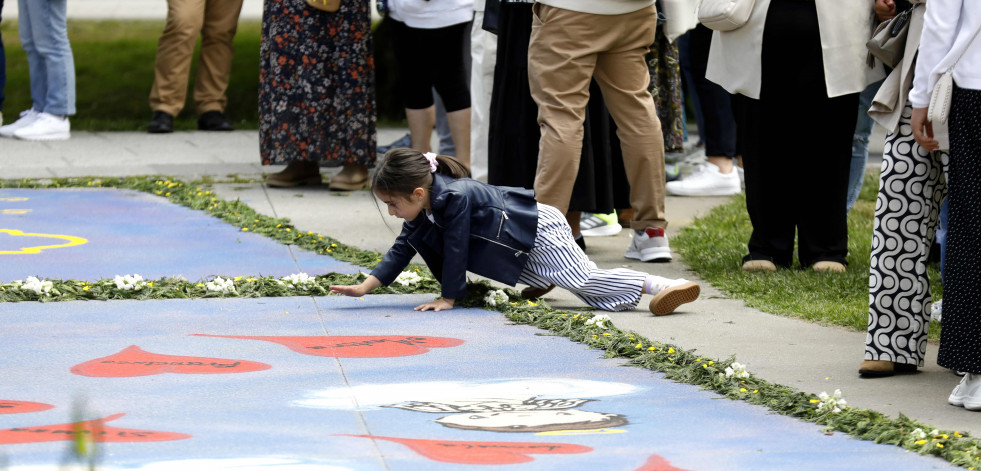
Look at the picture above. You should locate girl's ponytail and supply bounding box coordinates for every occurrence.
[372,148,471,197]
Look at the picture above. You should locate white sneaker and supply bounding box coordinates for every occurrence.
[0,109,40,138]
[13,112,70,141]
[647,277,700,315]
[625,227,672,262]
[949,373,981,410]
[666,162,741,196]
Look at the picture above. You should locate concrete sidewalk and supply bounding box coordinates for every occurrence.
[0,128,970,445]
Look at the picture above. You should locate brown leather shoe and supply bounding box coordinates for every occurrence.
[521,284,555,300]
[266,161,321,188]
[858,360,918,377]
[648,281,700,316]
[328,164,369,191]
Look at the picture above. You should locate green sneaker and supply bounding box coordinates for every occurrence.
[580,212,623,237]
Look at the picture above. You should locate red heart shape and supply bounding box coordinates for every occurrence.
[339,434,591,464]
[70,345,272,377]
[0,413,191,444]
[0,400,54,415]
[191,334,464,358]
[634,454,694,471]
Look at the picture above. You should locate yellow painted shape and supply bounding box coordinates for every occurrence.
[0,229,88,254]
[1,209,31,215]
[536,428,626,436]
[0,197,28,202]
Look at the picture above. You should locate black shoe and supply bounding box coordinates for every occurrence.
[197,111,234,131]
[147,111,174,134]
[575,234,586,251]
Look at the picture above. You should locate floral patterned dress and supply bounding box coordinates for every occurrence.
[259,0,376,167]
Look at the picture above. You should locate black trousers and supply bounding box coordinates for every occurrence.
[734,0,858,268]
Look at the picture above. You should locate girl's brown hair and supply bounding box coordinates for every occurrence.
[371,148,470,197]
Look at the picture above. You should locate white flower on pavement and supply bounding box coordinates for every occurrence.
[278,273,316,289]
[585,314,612,330]
[394,271,423,287]
[816,389,848,414]
[484,289,508,307]
[722,362,750,379]
[18,276,53,296]
[205,276,236,294]
[113,274,146,291]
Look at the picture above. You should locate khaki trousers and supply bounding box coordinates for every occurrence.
[528,4,667,230]
[149,0,243,116]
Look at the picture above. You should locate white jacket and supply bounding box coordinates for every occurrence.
[706,0,884,99]
[909,0,981,109]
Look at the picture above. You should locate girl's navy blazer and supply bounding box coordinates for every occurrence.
[371,173,540,299]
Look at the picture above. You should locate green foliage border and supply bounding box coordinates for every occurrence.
[0,175,978,469]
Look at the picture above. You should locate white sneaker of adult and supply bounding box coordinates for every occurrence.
[13,112,70,141]
[625,227,672,262]
[948,373,981,410]
[0,109,40,138]
[666,162,741,196]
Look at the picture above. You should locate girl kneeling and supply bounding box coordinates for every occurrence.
[329,149,700,314]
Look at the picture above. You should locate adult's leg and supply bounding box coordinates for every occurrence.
[937,85,981,374]
[0,0,6,115]
[866,105,948,368]
[149,0,206,116]
[17,0,45,111]
[591,5,666,231]
[847,80,883,211]
[470,11,496,180]
[193,0,244,114]
[429,22,472,166]
[527,4,596,214]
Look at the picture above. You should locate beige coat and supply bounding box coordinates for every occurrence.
[706,0,885,99]
[868,1,949,147]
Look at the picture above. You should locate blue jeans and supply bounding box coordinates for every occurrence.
[846,80,883,210]
[17,0,75,116]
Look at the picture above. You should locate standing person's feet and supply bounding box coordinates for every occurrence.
[377,133,412,154]
[148,111,174,133]
[13,113,70,141]
[948,373,981,410]
[625,227,672,262]
[666,162,741,196]
[328,164,370,190]
[580,212,623,237]
[265,160,322,187]
[0,109,40,138]
[197,111,234,131]
[858,360,918,377]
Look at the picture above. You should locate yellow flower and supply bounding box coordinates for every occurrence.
[809,399,821,404]
[708,361,715,366]
[740,388,747,393]
[634,342,643,349]
[332,243,338,247]
[954,432,963,438]
[915,440,927,445]
[234,276,243,281]
[147,282,154,287]
[602,333,611,336]
[277,224,283,228]
[937,443,944,448]
[647,346,656,351]
[936,434,949,440]
[82,286,90,291]
[752,390,759,394]
[246,278,258,282]
[527,300,537,306]
[241,228,249,231]
[592,334,598,338]
[667,347,675,353]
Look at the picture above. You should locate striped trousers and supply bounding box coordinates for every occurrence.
[518,204,647,311]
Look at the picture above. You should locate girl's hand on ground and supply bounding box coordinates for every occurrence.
[414,298,455,312]
[329,284,367,297]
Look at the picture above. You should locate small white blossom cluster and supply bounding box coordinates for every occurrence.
[585,314,612,329]
[278,273,317,289]
[911,428,929,440]
[205,276,236,294]
[17,276,53,296]
[483,289,509,307]
[394,271,423,286]
[722,362,750,379]
[114,274,146,291]
[816,389,848,414]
